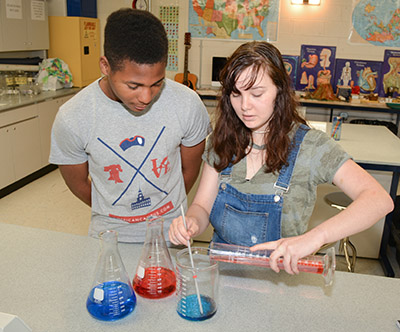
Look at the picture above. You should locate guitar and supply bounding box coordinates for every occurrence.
[174,32,198,91]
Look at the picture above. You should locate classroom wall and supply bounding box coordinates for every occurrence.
[149,0,399,87]
[49,0,399,88]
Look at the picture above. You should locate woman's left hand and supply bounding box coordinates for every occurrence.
[250,234,322,275]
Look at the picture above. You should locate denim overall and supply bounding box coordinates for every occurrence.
[209,125,309,247]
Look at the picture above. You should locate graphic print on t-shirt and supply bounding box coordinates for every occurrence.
[104,164,123,183]
[119,135,145,151]
[151,156,171,178]
[131,188,151,210]
[97,126,174,222]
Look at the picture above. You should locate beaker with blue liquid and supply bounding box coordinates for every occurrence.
[175,247,219,321]
[86,230,136,321]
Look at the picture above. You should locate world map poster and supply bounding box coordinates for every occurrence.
[188,0,280,41]
[351,0,400,47]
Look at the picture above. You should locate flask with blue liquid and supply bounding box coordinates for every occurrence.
[86,230,136,321]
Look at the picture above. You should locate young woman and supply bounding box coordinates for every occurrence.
[168,41,393,274]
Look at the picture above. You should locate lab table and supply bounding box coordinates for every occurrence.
[299,98,400,127]
[196,89,400,128]
[323,122,400,277]
[0,223,399,332]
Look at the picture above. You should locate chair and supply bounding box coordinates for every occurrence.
[322,192,357,272]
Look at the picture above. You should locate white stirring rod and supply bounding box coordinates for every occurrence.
[180,204,204,315]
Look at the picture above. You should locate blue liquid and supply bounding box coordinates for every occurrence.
[177,294,217,321]
[86,281,136,321]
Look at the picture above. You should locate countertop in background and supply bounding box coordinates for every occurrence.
[0,87,80,113]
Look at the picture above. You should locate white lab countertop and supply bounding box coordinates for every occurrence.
[0,223,399,332]
[0,88,80,113]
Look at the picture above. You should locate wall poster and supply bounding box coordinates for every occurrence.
[188,0,280,41]
[160,6,179,71]
[296,45,337,93]
[349,0,400,47]
[380,49,400,97]
[333,59,383,96]
[282,55,298,89]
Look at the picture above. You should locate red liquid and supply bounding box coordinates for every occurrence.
[211,255,324,274]
[133,266,176,299]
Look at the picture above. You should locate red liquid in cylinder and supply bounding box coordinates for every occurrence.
[133,266,176,299]
[211,255,324,274]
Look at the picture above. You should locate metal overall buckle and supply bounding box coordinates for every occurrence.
[219,172,232,189]
[273,183,289,202]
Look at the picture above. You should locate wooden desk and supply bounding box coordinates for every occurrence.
[325,122,400,277]
[300,98,400,128]
[0,223,399,332]
[196,90,400,128]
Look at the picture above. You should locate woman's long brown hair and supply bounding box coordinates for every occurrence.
[212,41,306,173]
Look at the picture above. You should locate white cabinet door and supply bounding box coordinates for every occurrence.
[12,115,42,180]
[0,0,49,51]
[0,0,27,51]
[26,0,49,50]
[38,95,74,167]
[38,98,60,167]
[0,125,15,188]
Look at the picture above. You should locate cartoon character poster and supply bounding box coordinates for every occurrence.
[333,59,383,96]
[380,49,400,97]
[282,55,298,89]
[296,45,337,92]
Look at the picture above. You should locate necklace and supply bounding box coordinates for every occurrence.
[253,129,269,134]
[250,143,266,150]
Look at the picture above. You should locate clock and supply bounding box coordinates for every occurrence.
[132,0,149,10]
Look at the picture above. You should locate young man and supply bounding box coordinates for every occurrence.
[50,9,211,242]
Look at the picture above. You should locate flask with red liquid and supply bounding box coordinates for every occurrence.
[133,215,176,299]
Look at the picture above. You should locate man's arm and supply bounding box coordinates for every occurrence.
[180,139,206,194]
[58,162,92,207]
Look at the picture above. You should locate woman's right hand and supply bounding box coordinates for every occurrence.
[168,215,200,246]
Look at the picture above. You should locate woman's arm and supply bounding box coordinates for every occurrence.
[251,159,394,274]
[169,162,219,245]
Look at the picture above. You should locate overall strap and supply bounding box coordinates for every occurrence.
[219,162,234,182]
[274,124,310,195]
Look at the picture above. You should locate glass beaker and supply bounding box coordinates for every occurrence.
[176,247,219,321]
[86,230,136,321]
[132,215,176,299]
[331,116,343,141]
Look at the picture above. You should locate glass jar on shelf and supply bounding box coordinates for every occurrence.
[4,71,15,94]
[15,70,27,87]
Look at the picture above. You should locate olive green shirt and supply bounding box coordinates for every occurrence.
[203,126,351,237]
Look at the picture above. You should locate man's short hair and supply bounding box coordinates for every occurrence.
[104,8,168,70]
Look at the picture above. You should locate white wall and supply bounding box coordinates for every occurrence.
[151,0,400,87]
[49,1,400,86]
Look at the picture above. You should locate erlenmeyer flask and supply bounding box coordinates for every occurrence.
[86,230,136,321]
[133,215,176,299]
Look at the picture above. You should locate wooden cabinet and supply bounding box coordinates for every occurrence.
[0,94,75,190]
[0,125,14,188]
[0,0,49,52]
[0,104,42,188]
[12,115,42,179]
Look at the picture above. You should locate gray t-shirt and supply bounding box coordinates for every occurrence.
[203,126,351,237]
[50,78,211,242]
